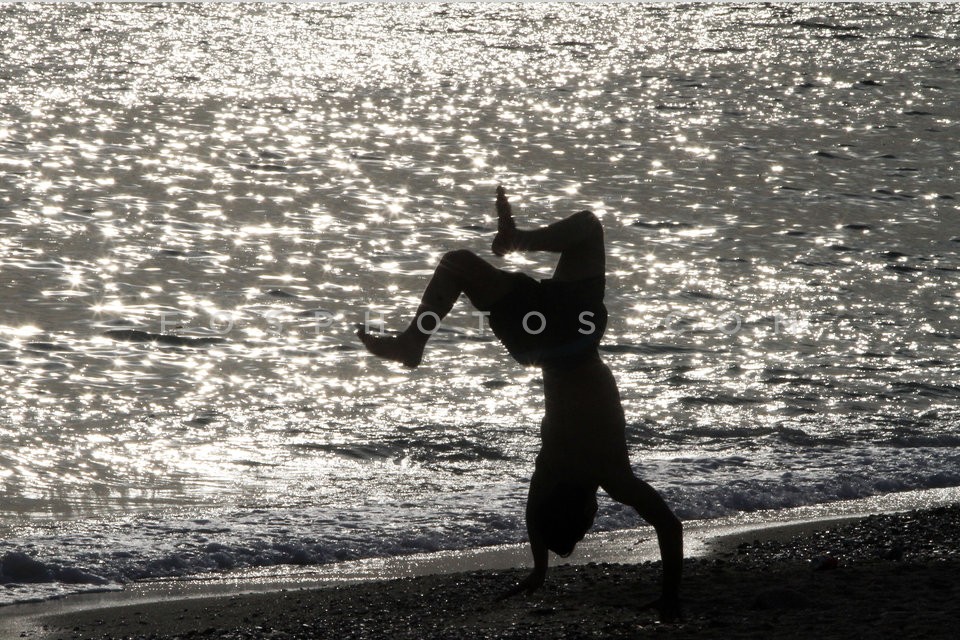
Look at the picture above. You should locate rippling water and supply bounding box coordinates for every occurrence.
[1,3,959,603]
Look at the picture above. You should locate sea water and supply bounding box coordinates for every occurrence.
[1,2,959,604]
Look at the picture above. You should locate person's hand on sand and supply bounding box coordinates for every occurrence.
[495,569,545,601]
[492,185,517,257]
[640,595,683,623]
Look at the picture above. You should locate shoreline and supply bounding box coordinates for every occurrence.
[3,486,960,639]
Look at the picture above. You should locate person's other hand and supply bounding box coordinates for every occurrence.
[640,595,683,623]
[495,569,545,601]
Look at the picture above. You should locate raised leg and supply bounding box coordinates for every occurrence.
[492,187,605,283]
[358,249,513,367]
[600,470,683,615]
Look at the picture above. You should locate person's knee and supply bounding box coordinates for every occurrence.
[573,210,602,235]
[441,248,477,267]
[439,249,483,277]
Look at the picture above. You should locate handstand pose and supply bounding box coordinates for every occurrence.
[358,187,682,619]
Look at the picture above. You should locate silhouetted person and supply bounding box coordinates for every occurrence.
[358,187,682,620]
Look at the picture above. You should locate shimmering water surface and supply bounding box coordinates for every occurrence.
[1,3,959,603]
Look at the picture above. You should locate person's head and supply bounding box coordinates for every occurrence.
[528,480,598,557]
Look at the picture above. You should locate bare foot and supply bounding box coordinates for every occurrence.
[496,185,515,229]
[492,185,517,256]
[357,326,425,368]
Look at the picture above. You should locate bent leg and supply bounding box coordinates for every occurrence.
[493,188,604,282]
[547,210,605,283]
[417,249,515,314]
[358,249,513,367]
[601,470,683,602]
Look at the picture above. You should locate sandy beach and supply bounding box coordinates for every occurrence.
[8,503,958,640]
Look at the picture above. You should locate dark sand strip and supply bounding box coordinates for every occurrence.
[12,504,960,639]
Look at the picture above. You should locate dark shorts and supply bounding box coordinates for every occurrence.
[487,273,607,368]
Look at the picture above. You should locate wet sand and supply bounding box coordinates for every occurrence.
[14,504,960,639]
